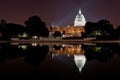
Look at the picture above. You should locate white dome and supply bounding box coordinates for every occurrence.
[74,9,86,26]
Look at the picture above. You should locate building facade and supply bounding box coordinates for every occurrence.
[49,9,86,37]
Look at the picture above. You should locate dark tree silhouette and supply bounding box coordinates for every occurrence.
[0,19,7,39]
[96,19,114,39]
[83,19,114,40]
[53,31,62,37]
[0,43,25,64]
[84,43,115,63]
[24,45,49,67]
[1,19,7,27]
[24,16,49,37]
[2,23,24,40]
[53,45,62,50]
[83,21,97,37]
[115,26,120,39]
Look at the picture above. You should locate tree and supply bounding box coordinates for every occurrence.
[0,19,7,40]
[83,19,114,40]
[2,23,24,40]
[114,26,120,39]
[53,31,62,37]
[83,21,100,38]
[24,16,49,37]
[96,19,114,40]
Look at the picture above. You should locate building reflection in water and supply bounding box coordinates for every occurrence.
[51,44,86,73]
[74,55,86,72]
[52,44,85,55]
[1,42,120,79]
[10,42,87,72]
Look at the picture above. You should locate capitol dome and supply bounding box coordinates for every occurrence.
[74,9,86,26]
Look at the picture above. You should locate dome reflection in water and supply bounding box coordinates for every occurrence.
[0,43,119,79]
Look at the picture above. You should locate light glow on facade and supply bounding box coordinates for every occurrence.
[49,9,86,37]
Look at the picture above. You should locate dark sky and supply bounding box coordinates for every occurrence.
[0,0,120,26]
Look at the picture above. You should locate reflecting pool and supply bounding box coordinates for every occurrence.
[0,42,120,79]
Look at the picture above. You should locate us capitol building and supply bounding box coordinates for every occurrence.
[48,9,86,37]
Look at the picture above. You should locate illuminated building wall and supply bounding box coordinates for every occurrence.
[48,9,86,37]
[49,26,84,37]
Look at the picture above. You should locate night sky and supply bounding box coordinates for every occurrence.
[0,0,120,26]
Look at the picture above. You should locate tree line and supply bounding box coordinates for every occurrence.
[0,16,120,40]
[0,16,49,40]
[81,19,120,40]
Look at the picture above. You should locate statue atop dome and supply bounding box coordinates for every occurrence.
[74,9,86,26]
[79,8,82,14]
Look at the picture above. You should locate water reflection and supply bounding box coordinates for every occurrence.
[74,55,86,72]
[24,45,49,66]
[0,42,120,66]
[83,43,119,63]
[53,44,85,55]
[0,43,49,66]
[0,42,120,79]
